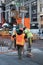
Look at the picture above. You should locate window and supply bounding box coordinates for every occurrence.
[40,15,43,21]
[31,1,37,22]
[30,23,38,29]
[40,4,43,12]
[5,0,12,4]
[24,4,29,18]
[5,11,9,23]
[40,15,43,28]
[41,25,43,28]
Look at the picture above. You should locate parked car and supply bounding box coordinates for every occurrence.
[9,28,13,35]
[30,29,39,41]
[0,27,3,31]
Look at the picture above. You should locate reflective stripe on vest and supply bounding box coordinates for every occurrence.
[16,34,25,46]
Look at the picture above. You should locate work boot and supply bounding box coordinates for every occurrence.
[26,53,32,57]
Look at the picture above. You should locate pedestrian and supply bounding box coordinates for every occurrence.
[8,34,15,49]
[16,28,25,59]
[23,27,33,56]
[8,23,17,50]
[12,22,17,49]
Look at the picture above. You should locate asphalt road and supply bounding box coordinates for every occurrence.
[0,47,43,65]
[0,37,43,65]
[0,54,40,65]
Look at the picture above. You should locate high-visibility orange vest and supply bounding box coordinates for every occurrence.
[16,34,25,46]
[11,36,14,41]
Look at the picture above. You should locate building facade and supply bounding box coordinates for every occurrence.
[5,0,12,23]
[5,0,18,23]
[5,0,43,32]
[0,0,2,24]
[24,0,43,33]
[38,0,43,33]
[0,0,5,26]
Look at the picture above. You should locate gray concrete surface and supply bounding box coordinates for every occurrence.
[0,37,43,65]
[0,54,39,65]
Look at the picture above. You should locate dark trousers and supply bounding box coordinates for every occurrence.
[28,38,31,53]
[17,45,23,59]
[9,39,16,49]
[14,39,16,49]
[9,41,14,49]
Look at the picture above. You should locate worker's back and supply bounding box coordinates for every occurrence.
[16,28,25,46]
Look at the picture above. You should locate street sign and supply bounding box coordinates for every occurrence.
[11,1,22,7]
[16,2,21,6]
[20,6,28,13]
[11,10,19,18]
[20,10,28,13]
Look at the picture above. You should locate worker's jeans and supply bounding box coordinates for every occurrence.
[14,39,16,49]
[27,38,31,53]
[17,45,23,59]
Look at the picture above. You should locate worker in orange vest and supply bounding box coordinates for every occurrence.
[16,28,25,59]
